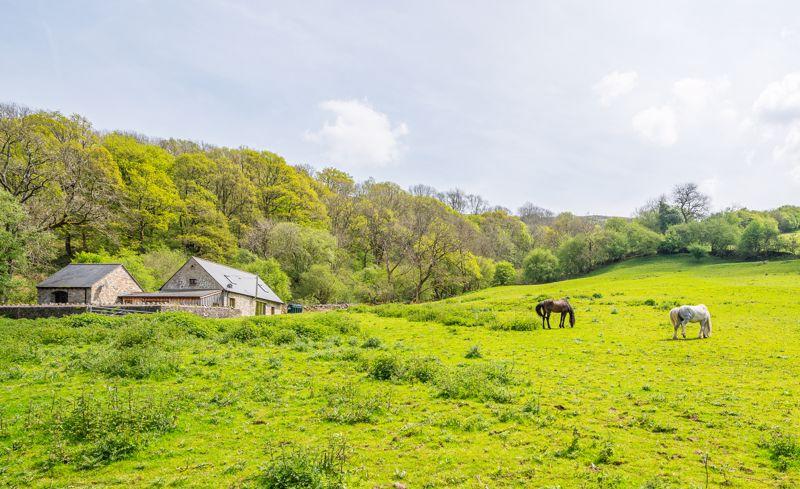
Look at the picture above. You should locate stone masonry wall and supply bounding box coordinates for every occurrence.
[91,266,142,304]
[37,288,90,304]
[0,304,242,320]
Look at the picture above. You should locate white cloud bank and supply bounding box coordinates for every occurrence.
[753,72,800,123]
[631,106,678,146]
[306,99,408,168]
[593,70,638,106]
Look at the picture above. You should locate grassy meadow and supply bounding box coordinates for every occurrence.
[1,255,800,488]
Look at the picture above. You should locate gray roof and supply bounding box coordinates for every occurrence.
[37,264,136,288]
[172,257,284,304]
[121,290,220,298]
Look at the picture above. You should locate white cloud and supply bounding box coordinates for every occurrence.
[593,70,639,106]
[306,99,408,167]
[631,106,678,146]
[673,77,730,112]
[753,73,800,123]
[773,123,800,178]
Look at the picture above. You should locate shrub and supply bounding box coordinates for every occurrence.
[360,337,381,349]
[64,314,116,329]
[404,356,442,383]
[225,323,259,343]
[492,261,516,286]
[759,430,800,472]
[368,353,404,381]
[272,329,299,345]
[686,242,711,261]
[522,248,560,284]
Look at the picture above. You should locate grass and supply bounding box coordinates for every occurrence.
[1,255,800,487]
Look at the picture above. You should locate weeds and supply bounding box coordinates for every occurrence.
[254,436,349,488]
[319,384,387,424]
[759,430,800,471]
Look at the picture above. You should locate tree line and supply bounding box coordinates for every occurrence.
[1,104,798,304]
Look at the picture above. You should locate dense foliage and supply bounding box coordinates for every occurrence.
[0,103,798,303]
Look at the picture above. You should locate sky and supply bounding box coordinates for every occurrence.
[2,1,800,216]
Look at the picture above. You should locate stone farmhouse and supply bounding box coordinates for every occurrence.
[119,257,284,315]
[37,264,143,305]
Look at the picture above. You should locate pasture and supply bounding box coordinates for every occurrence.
[1,255,799,488]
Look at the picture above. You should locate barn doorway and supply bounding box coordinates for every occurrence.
[52,291,68,303]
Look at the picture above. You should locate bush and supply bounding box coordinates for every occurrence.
[492,261,516,286]
[759,430,800,472]
[739,216,781,258]
[64,314,116,329]
[368,353,404,381]
[522,248,560,283]
[360,337,381,349]
[686,242,711,261]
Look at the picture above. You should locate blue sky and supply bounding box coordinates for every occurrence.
[3,1,800,215]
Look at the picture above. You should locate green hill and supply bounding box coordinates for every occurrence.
[2,255,800,487]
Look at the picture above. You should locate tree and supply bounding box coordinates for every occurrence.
[244,220,337,283]
[517,203,554,229]
[556,235,594,276]
[103,134,182,249]
[297,264,346,304]
[493,261,516,285]
[0,191,27,301]
[738,216,780,258]
[522,248,559,283]
[671,183,710,222]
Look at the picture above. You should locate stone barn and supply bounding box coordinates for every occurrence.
[120,257,284,316]
[37,264,143,305]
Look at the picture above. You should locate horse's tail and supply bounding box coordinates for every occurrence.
[669,308,680,327]
[568,304,575,327]
[535,302,546,318]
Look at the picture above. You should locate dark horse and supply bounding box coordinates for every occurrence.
[535,298,575,329]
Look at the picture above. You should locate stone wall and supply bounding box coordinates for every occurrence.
[37,288,90,305]
[0,304,242,320]
[162,259,220,296]
[91,266,142,304]
[301,303,350,313]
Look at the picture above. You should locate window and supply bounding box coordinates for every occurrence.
[270,306,276,315]
[189,278,197,286]
[229,297,236,309]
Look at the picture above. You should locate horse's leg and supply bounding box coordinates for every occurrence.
[560,311,566,328]
[673,322,679,340]
[546,313,552,329]
[680,320,687,339]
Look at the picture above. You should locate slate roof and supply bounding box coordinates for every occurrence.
[37,264,139,289]
[165,257,284,304]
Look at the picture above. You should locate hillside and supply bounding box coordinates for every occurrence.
[1,255,800,487]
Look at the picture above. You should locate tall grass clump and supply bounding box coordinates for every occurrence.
[759,430,800,471]
[254,437,349,489]
[50,389,178,469]
[319,384,387,424]
[434,362,516,403]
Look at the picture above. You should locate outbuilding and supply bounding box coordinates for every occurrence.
[119,257,284,315]
[37,264,143,305]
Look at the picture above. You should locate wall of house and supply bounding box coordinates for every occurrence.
[37,288,91,304]
[90,266,142,305]
[162,259,220,297]
[225,292,282,316]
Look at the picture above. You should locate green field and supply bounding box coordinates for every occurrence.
[2,255,800,488]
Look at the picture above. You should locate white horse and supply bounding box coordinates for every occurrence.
[669,305,712,339]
